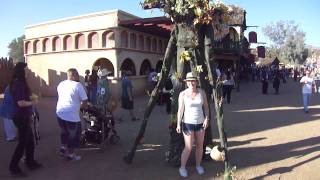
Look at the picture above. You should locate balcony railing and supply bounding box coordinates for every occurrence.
[213,39,241,52]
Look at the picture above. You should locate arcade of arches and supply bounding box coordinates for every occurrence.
[92,58,160,77]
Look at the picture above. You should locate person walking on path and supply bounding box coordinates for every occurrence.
[300,70,316,113]
[9,62,42,177]
[176,72,209,177]
[273,71,281,94]
[222,70,235,104]
[89,69,98,105]
[84,69,90,100]
[96,68,111,114]
[0,86,17,142]
[56,68,88,161]
[261,68,269,94]
[293,68,299,82]
[119,71,139,122]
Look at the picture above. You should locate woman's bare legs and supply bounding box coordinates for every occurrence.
[194,130,205,167]
[180,131,194,169]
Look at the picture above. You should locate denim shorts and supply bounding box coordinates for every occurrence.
[57,117,81,149]
[182,122,204,134]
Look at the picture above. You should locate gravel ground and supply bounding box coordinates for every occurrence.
[0,78,320,180]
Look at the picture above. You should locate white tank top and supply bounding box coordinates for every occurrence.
[183,89,205,124]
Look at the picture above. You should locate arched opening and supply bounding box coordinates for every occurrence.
[63,35,72,51]
[102,30,115,48]
[146,37,151,51]
[25,41,31,54]
[152,38,157,52]
[42,38,50,52]
[120,58,136,76]
[155,60,163,73]
[33,40,40,53]
[93,58,115,76]
[140,59,152,75]
[88,32,99,48]
[52,36,61,51]
[158,39,163,52]
[130,33,137,49]
[138,34,144,50]
[75,33,85,49]
[120,31,128,48]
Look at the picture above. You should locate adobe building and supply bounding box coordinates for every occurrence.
[24,9,171,97]
[24,8,247,97]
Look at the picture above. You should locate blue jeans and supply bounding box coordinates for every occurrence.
[90,86,97,105]
[2,118,16,141]
[302,93,311,112]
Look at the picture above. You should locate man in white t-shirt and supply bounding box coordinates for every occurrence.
[300,70,316,113]
[56,68,88,160]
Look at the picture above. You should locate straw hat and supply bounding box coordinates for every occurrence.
[184,72,197,81]
[210,146,225,161]
[98,68,110,77]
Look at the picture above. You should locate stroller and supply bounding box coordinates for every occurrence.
[80,104,119,149]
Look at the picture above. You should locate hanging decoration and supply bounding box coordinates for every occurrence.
[257,46,265,58]
[248,31,257,43]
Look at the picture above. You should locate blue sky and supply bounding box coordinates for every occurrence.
[0,0,319,57]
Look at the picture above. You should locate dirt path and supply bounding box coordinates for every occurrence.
[0,78,319,180]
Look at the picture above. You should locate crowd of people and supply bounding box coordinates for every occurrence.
[250,65,319,114]
[1,62,320,178]
[0,63,142,177]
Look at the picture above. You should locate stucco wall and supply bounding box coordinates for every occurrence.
[25,10,137,39]
[26,50,117,96]
[26,49,157,98]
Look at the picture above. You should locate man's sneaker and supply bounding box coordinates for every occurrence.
[59,148,66,157]
[10,170,27,178]
[7,137,17,142]
[179,167,188,178]
[10,167,27,178]
[196,166,205,175]
[26,161,43,171]
[66,154,81,161]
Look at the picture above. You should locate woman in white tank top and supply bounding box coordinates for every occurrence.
[176,72,209,177]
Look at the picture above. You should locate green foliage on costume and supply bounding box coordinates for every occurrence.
[96,77,111,113]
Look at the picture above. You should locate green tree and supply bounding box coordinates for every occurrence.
[262,20,308,64]
[265,46,279,58]
[8,35,25,63]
